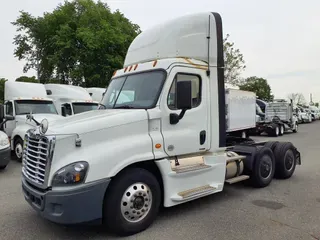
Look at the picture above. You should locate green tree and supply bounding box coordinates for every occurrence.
[223,34,246,85]
[16,76,39,83]
[12,0,140,87]
[0,78,8,104]
[239,76,274,101]
[315,102,319,108]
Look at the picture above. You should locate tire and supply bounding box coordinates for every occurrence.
[279,125,284,136]
[292,122,298,133]
[273,142,297,179]
[250,146,275,188]
[103,167,161,236]
[268,125,279,137]
[14,137,23,162]
[264,141,279,151]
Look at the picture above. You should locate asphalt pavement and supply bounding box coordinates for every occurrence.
[1,121,320,240]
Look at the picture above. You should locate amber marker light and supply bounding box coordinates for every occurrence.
[155,143,161,149]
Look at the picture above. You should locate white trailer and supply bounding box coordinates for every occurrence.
[21,12,301,236]
[86,87,106,102]
[45,84,99,116]
[225,88,256,139]
[0,81,63,161]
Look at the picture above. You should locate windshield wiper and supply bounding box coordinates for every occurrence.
[113,105,135,109]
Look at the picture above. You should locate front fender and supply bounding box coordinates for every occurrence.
[11,125,34,150]
[48,119,155,185]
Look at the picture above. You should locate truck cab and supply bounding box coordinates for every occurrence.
[21,12,301,236]
[45,84,99,116]
[1,81,63,161]
[86,87,106,102]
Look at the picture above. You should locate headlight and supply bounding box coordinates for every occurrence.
[0,135,9,147]
[51,161,89,187]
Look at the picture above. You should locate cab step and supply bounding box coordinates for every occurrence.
[225,175,250,184]
[171,163,211,174]
[171,184,218,201]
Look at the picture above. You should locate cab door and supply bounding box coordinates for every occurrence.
[160,66,210,156]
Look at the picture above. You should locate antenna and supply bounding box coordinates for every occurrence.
[206,15,211,76]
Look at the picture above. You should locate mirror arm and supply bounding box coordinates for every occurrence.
[170,109,188,125]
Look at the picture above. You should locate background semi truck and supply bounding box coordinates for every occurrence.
[86,87,106,102]
[255,99,298,136]
[45,84,99,116]
[0,81,63,161]
[21,11,301,236]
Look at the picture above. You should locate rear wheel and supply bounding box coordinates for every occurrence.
[292,122,298,133]
[250,146,275,188]
[273,142,297,179]
[103,168,161,236]
[279,125,284,136]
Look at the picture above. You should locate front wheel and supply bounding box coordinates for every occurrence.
[103,168,161,236]
[14,137,24,162]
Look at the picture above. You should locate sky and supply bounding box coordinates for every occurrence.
[0,0,319,102]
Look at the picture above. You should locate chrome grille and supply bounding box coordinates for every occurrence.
[22,131,55,186]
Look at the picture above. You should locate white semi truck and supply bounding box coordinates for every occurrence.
[86,87,106,102]
[21,12,301,236]
[0,81,63,161]
[45,84,99,116]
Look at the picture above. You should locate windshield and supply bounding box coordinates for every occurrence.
[15,100,58,115]
[100,70,166,109]
[72,102,99,114]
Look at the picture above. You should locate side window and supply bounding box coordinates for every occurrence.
[167,73,201,110]
[62,103,72,116]
[5,102,13,116]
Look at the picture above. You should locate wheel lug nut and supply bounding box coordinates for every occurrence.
[145,204,148,207]
[143,193,146,197]
[142,209,145,212]
[145,198,148,201]
[130,206,133,209]
[139,192,142,195]
[137,211,140,215]
[133,210,136,213]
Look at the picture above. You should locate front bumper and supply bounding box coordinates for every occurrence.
[0,146,11,168]
[22,177,111,224]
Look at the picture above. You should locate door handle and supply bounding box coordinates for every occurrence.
[200,130,206,145]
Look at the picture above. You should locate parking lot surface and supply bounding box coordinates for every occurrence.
[1,122,320,240]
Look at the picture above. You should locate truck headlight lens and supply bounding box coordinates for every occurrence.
[0,136,9,147]
[52,161,89,187]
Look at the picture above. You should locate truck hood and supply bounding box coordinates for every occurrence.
[16,114,64,127]
[47,109,148,135]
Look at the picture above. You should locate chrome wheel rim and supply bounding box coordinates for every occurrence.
[284,150,295,171]
[121,182,153,223]
[15,143,23,159]
[280,126,284,134]
[275,127,279,135]
[260,155,273,179]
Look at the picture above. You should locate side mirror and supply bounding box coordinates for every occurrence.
[176,81,192,110]
[61,106,66,117]
[5,115,15,121]
[170,80,192,125]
